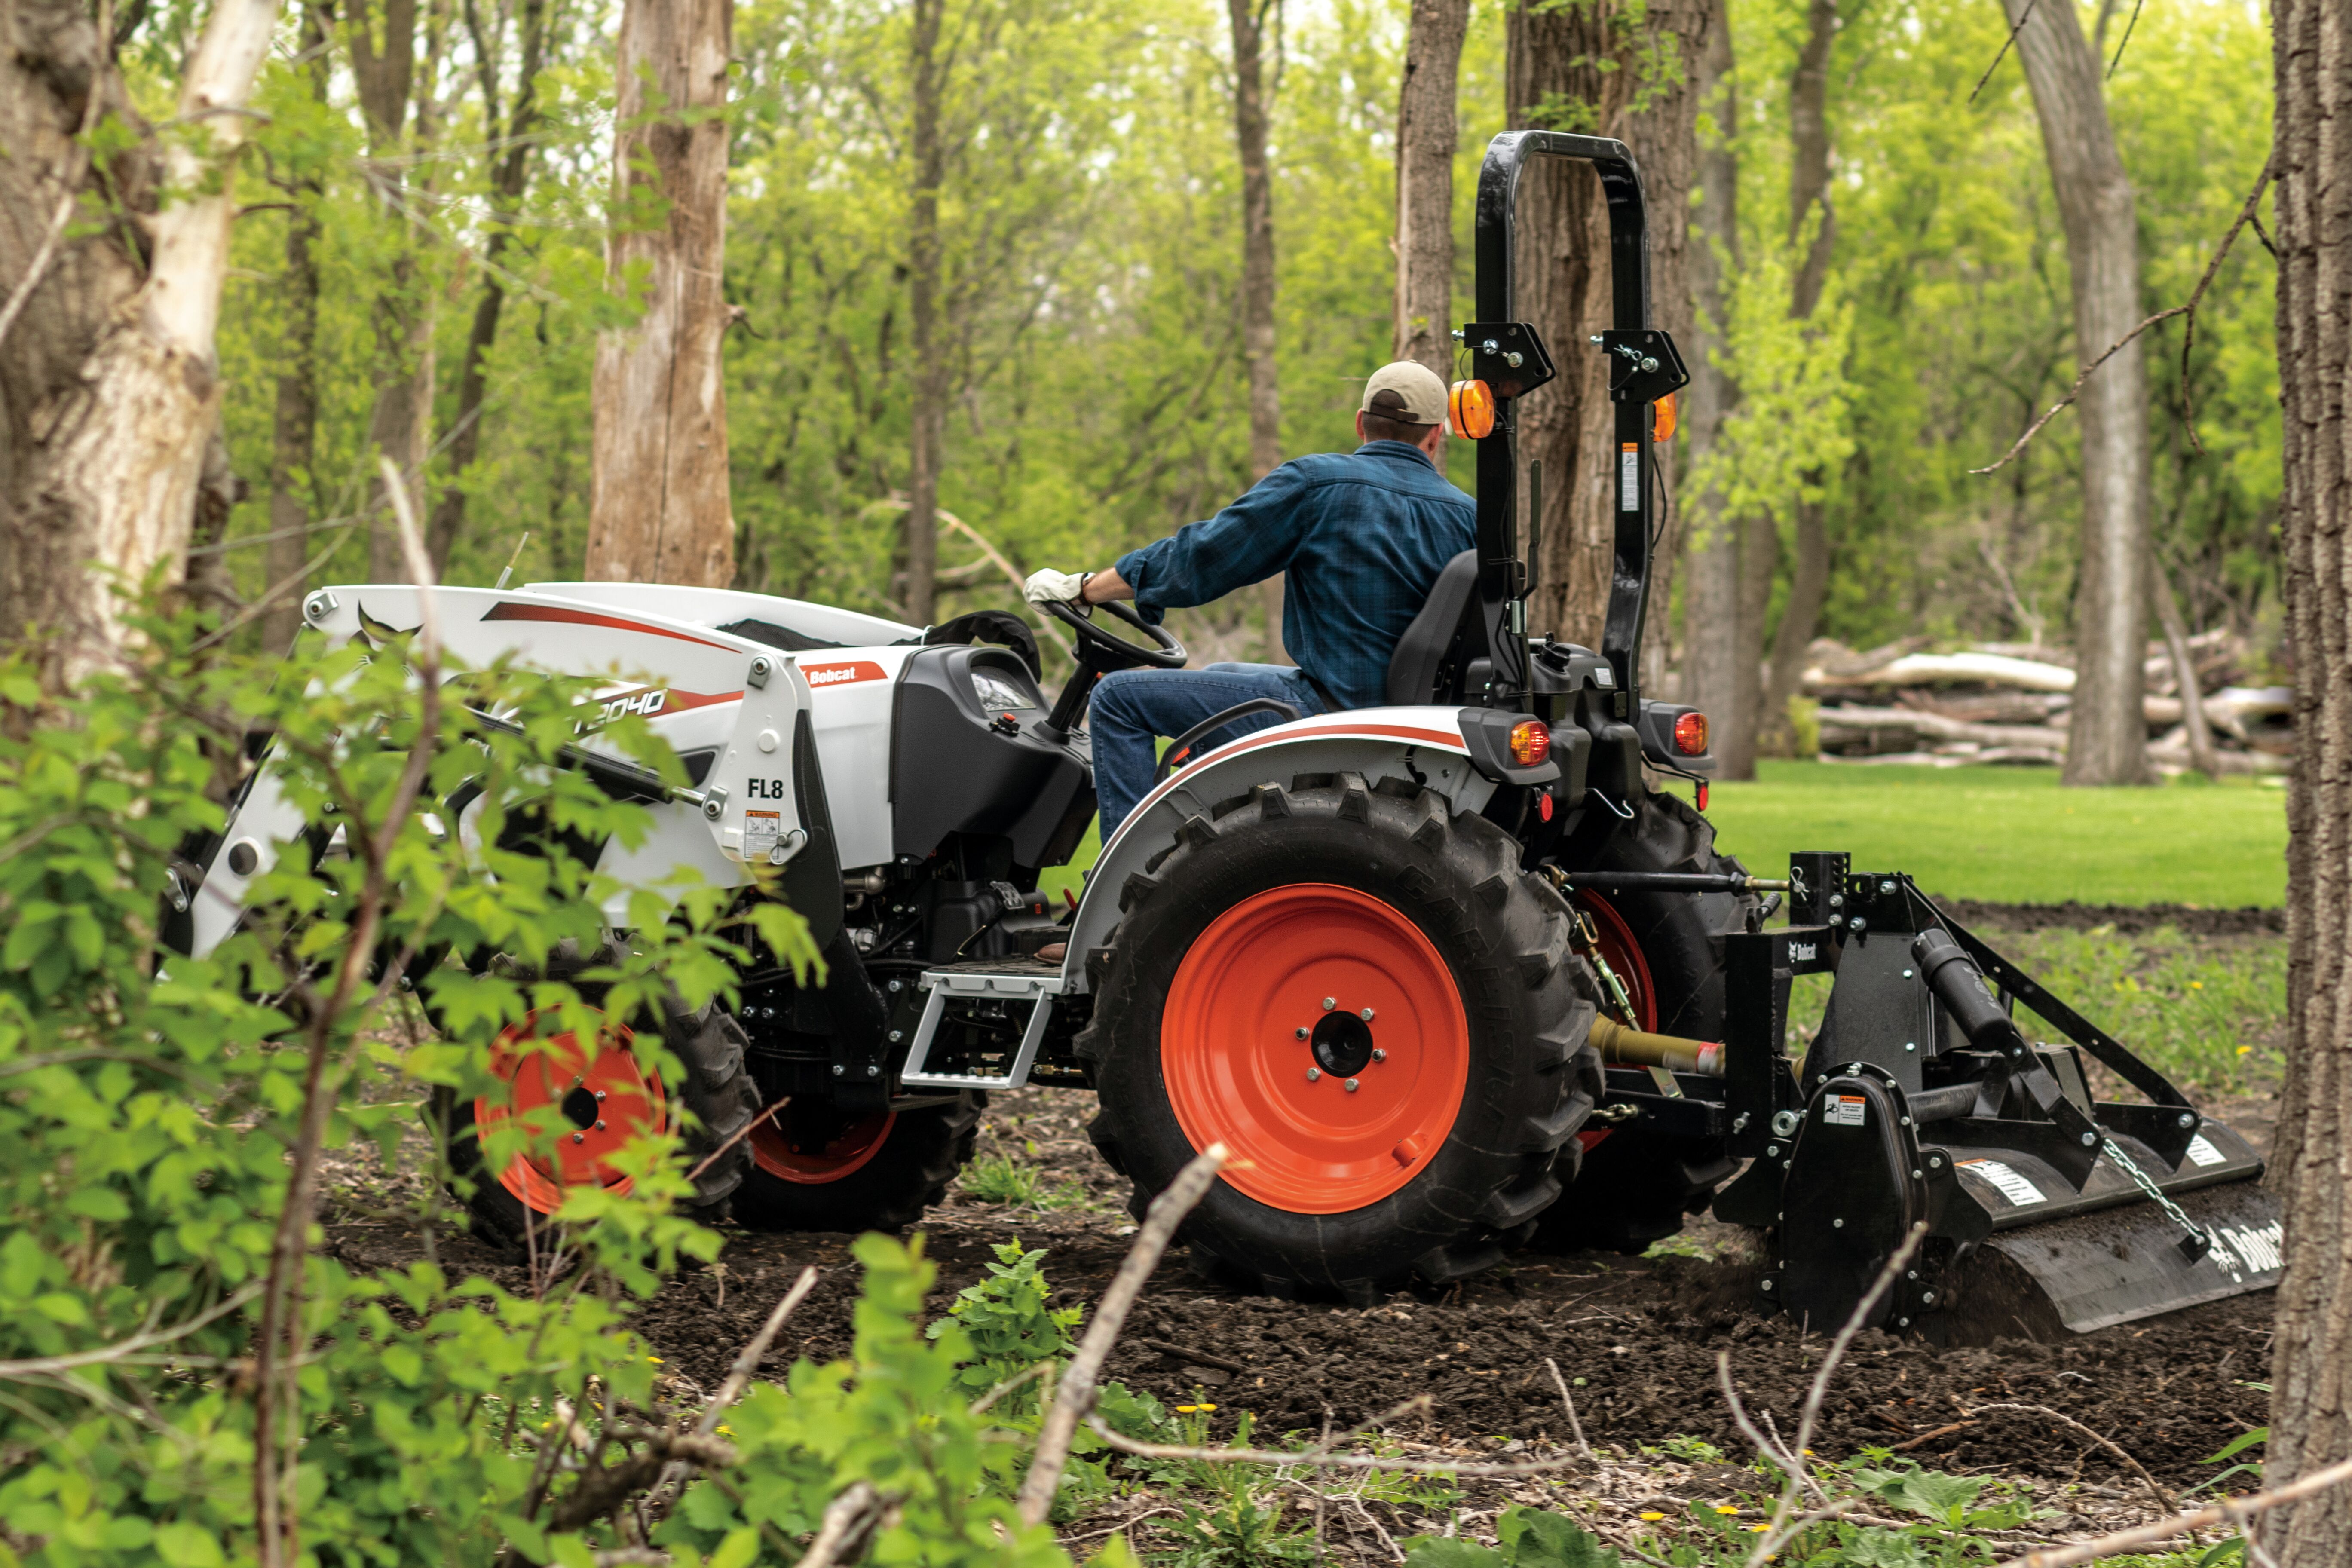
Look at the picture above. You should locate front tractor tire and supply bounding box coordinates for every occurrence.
[436,949,761,1246]
[1080,773,1603,1299]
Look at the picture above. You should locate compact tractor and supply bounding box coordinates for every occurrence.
[177,133,2280,1339]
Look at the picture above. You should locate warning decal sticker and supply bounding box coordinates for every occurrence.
[2185,1134,2226,1168]
[1620,444,1640,511]
[1958,1157,2047,1207]
[744,810,782,863]
[1823,1094,1867,1128]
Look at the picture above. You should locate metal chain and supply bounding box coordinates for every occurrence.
[2101,1137,2211,1258]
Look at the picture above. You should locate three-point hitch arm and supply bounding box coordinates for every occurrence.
[1461,131,1689,716]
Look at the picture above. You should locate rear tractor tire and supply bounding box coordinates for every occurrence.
[1079,772,1603,1299]
[1529,788,1755,1256]
[436,943,761,1245]
[729,1093,984,1234]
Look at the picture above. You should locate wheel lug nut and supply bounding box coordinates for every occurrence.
[1322,997,1336,1011]
[1360,1007,1375,1021]
[1371,1049,1386,1063]
[1295,1027,1309,1040]
[595,1090,607,1101]
[1344,1078,1360,1093]
[572,1132,585,1144]
[595,1119,606,1131]
[1307,1068,1322,1081]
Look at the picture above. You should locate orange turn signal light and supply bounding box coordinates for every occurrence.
[1652,391,1678,443]
[1508,719,1551,767]
[1449,379,1496,440]
[1673,711,1709,755]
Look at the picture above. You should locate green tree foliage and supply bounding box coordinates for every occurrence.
[188,0,2273,663]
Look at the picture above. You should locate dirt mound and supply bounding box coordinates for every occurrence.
[1933,897,2284,937]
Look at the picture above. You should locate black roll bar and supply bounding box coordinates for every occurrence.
[1467,130,1684,712]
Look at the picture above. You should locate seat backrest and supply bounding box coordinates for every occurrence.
[1385,550,1481,706]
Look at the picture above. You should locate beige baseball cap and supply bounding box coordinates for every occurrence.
[1360,361,1448,426]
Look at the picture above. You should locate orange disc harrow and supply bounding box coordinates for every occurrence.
[1162,883,1469,1213]
[475,1010,668,1214]
[750,1106,896,1183]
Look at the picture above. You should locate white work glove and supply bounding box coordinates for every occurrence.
[1024,568,1088,606]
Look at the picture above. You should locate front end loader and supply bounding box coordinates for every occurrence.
[169,130,2278,1338]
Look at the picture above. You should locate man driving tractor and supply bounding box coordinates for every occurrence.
[1023,359,1474,837]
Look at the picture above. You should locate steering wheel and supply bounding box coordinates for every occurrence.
[1038,596,1188,671]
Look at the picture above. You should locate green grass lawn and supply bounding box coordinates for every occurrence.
[1046,760,2287,909]
[1698,761,2287,908]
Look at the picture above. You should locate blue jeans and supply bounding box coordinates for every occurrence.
[1090,663,1326,838]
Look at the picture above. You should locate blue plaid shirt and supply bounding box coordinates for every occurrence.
[1114,441,1476,711]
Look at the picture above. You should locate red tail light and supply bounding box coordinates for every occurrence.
[1508,719,1550,767]
[1673,711,1709,755]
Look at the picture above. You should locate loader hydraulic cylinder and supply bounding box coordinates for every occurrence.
[1590,1015,1722,1076]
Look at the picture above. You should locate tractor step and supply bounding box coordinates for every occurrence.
[902,959,1066,1090]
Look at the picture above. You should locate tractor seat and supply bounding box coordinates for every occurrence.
[1384,550,1479,706]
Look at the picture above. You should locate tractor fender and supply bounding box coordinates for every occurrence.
[1057,705,1516,992]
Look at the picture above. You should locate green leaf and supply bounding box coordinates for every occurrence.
[1498,1508,1623,1568]
[1404,1539,1505,1568]
[709,1526,761,1568]
[153,1522,227,1568]
[547,1535,597,1568]
[2205,1427,2269,1464]
[32,1292,88,1325]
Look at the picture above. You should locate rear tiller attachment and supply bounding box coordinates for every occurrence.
[1684,853,2284,1343]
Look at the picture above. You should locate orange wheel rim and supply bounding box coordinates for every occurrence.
[1162,884,1468,1213]
[750,1103,896,1183]
[1577,892,1657,1030]
[473,1009,668,1214]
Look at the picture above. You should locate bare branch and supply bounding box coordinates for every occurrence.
[1016,1142,1227,1524]
[1992,1451,2352,1567]
[0,1284,260,1378]
[793,1480,882,1568]
[1742,1223,1927,1568]
[1082,1412,1591,1479]
[1974,155,2275,475]
[1966,1403,2180,1522]
[1967,0,2039,107]
[1544,1357,1594,1460]
[685,1096,785,1185]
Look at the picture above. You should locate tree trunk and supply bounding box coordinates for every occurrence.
[426,0,549,572]
[2003,0,2151,786]
[1678,0,1763,775]
[263,196,322,650]
[1393,0,1467,379]
[2260,0,2352,1554]
[1230,0,1286,662]
[343,0,434,584]
[583,0,737,587]
[1511,0,1712,651]
[2150,558,2218,778]
[1756,0,1838,756]
[900,0,946,624]
[262,7,329,651]
[0,0,279,683]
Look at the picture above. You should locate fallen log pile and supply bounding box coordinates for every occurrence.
[1801,634,2290,773]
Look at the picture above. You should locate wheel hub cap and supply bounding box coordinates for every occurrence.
[1162,883,1469,1213]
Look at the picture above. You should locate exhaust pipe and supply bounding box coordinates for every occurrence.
[1590,1015,1723,1076]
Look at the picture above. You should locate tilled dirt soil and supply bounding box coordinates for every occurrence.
[331,1088,2276,1491]
[323,901,2283,1502]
